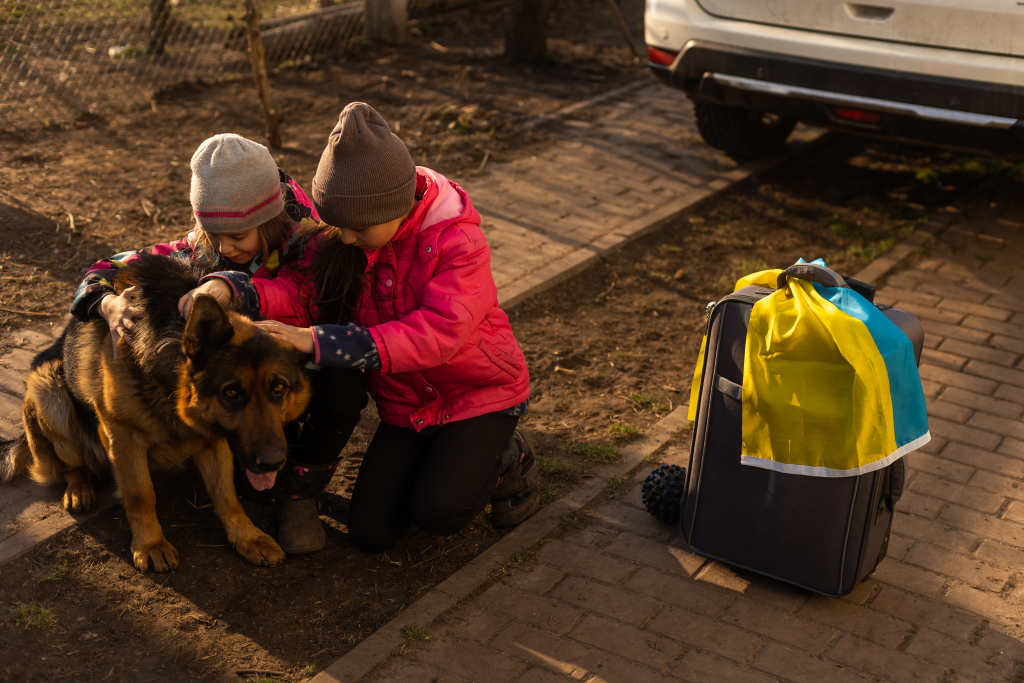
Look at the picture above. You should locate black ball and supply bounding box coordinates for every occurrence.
[641,464,686,524]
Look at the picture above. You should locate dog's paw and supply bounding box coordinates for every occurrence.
[132,537,179,573]
[235,532,285,568]
[62,482,96,513]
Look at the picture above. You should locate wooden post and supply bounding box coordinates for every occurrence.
[505,0,548,65]
[243,0,282,148]
[148,0,172,55]
[602,0,640,58]
[366,0,407,44]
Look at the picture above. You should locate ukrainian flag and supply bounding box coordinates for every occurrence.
[741,259,930,476]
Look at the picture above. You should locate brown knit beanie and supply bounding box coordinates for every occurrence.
[311,102,416,229]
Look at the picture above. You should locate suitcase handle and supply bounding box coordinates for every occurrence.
[777,263,849,290]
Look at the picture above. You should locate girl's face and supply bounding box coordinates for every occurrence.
[336,206,414,251]
[209,228,262,263]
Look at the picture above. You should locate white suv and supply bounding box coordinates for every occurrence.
[644,1,1024,157]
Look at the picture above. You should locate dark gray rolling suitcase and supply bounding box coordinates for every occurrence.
[680,265,923,597]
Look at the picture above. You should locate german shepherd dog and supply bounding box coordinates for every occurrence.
[0,254,312,572]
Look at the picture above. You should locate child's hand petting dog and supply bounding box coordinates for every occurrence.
[178,278,232,320]
[98,285,140,358]
[254,320,315,355]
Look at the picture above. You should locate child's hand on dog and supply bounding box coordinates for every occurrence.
[178,278,232,320]
[98,286,139,357]
[254,320,314,355]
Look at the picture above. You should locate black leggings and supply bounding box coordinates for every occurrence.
[347,412,519,553]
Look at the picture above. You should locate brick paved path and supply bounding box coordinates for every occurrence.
[363,187,1024,682]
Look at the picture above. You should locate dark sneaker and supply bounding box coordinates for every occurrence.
[493,428,536,501]
[274,497,326,554]
[491,477,541,528]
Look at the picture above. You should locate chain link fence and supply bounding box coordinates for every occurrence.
[1,0,474,131]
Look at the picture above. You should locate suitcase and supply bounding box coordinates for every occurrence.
[680,265,923,597]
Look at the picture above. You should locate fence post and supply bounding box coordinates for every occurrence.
[366,0,407,44]
[243,0,282,148]
[147,0,172,55]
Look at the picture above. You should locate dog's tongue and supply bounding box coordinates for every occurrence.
[246,469,277,491]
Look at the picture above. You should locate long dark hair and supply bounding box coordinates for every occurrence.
[304,225,366,326]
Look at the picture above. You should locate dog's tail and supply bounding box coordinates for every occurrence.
[0,435,30,483]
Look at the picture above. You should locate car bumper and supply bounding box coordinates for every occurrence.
[650,41,1024,156]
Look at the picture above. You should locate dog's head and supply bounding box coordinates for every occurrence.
[176,295,312,489]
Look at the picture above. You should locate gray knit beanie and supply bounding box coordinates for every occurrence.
[311,102,416,229]
[190,133,284,234]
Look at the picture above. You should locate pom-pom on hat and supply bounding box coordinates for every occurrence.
[189,133,284,234]
[311,102,416,229]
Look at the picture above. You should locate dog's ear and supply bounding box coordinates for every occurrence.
[182,295,235,361]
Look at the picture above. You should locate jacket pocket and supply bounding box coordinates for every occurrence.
[478,339,523,380]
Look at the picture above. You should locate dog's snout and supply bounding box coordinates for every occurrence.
[253,447,287,472]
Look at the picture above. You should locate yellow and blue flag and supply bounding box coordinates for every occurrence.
[741,259,930,476]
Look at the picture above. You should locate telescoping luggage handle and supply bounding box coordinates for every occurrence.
[776,263,849,291]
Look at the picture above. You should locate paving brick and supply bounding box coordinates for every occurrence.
[369,663,472,683]
[869,559,946,598]
[920,379,942,398]
[927,417,1001,449]
[877,286,942,308]
[906,627,1016,681]
[797,595,910,648]
[918,435,947,454]
[550,576,659,627]
[537,539,635,585]
[925,399,972,423]
[434,609,508,644]
[921,348,967,371]
[896,491,944,519]
[966,469,1024,502]
[887,533,915,561]
[623,567,732,619]
[646,606,761,663]
[827,634,946,683]
[975,540,1024,571]
[669,650,778,683]
[907,451,975,484]
[987,295,1024,314]
[602,533,705,578]
[477,584,582,636]
[997,438,1024,461]
[415,636,525,683]
[962,314,1024,341]
[896,302,965,326]
[938,298,1013,321]
[1003,500,1024,524]
[920,282,992,305]
[490,622,605,679]
[567,614,681,670]
[513,667,571,683]
[892,511,978,553]
[923,333,941,350]
[968,412,1024,441]
[751,641,872,683]
[507,564,565,595]
[994,383,1024,406]
[939,338,1019,367]
[919,320,991,345]
[868,585,978,643]
[918,364,997,395]
[909,473,1005,514]
[719,598,834,654]
[940,504,1024,549]
[590,657,666,683]
[939,387,1023,420]
[941,443,1024,479]
[989,334,1024,356]
[588,501,676,542]
[695,562,804,612]
[907,542,1011,592]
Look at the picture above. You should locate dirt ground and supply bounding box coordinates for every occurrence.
[0,0,647,353]
[0,129,1010,681]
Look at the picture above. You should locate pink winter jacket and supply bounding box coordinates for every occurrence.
[349,167,530,430]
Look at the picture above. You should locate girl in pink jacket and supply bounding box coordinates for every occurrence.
[256,103,536,552]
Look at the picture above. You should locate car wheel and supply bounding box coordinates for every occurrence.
[693,102,797,159]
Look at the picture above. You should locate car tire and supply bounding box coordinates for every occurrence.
[693,102,797,158]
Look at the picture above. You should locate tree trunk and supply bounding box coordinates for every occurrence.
[147,0,172,55]
[243,0,282,148]
[505,0,548,65]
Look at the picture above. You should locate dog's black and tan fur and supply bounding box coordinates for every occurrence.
[0,254,312,572]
